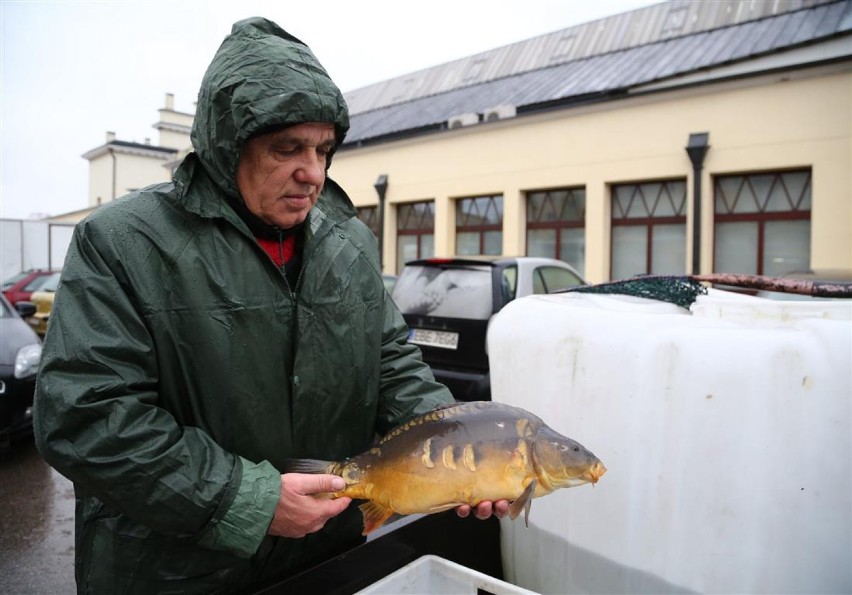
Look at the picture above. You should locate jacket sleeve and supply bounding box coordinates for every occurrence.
[33,220,279,558]
[374,290,454,435]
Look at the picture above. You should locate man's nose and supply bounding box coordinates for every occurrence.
[294,151,325,185]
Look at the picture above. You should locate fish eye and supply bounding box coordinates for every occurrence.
[572,445,579,452]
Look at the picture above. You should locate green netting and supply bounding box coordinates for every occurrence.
[559,276,708,310]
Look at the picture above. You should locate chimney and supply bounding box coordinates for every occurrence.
[106,131,116,143]
[144,137,151,145]
[165,93,174,110]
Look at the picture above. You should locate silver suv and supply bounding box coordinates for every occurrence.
[391,256,585,401]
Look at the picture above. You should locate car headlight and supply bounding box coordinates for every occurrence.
[15,343,42,379]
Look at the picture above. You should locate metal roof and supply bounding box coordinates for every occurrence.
[341,0,851,147]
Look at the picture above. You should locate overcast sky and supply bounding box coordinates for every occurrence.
[0,0,660,220]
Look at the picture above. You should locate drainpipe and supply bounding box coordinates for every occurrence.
[374,174,389,271]
[685,133,710,275]
[106,131,118,202]
[109,148,117,201]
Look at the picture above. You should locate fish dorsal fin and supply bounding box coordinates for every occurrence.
[379,402,465,444]
[508,479,536,527]
[359,501,395,536]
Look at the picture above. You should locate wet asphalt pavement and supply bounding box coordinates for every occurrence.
[0,438,75,594]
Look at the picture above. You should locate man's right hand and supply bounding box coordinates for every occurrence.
[267,473,352,538]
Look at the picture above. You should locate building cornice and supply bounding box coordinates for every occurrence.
[153,121,192,134]
[158,107,195,117]
[81,140,178,161]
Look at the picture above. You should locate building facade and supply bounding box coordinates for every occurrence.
[332,0,852,282]
[80,93,192,209]
[65,1,851,285]
[333,64,850,282]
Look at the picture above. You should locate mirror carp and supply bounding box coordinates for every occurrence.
[285,400,606,535]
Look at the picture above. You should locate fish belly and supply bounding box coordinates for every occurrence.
[356,442,534,515]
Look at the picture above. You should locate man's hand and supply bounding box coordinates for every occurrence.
[268,473,352,538]
[456,499,510,520]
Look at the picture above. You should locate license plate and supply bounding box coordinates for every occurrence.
[408,328,459,350]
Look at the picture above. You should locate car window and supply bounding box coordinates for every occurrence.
[24,275,51,291]
[501,266,518,303]
[534,266,584,294]
[39,273,62,292]
[1,271,29,291]
[392,264,494,319]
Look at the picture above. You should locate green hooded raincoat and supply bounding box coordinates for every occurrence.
[34,17,452,593]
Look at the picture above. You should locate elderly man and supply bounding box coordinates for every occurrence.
[34,17,506,594]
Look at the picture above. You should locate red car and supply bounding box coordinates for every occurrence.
[1,269,55,305]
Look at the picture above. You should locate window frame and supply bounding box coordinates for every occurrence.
[455,194,504,256]
[610,179,688,278]
[525,187,586,273]
[713,169,812,276]
[396,200,435,269]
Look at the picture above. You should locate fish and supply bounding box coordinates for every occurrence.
[284,400,606,535]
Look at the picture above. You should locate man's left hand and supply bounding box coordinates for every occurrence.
[456,499,510,520]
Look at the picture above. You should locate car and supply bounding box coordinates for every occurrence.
[27,271,62,337]
[1,269,55,305]
[391,256,585,401]
[0,293,42,452]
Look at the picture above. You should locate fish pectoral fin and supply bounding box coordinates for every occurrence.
[508,479,536,528]
[359,501,395,536]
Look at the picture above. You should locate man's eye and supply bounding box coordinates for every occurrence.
[274,147,298,156]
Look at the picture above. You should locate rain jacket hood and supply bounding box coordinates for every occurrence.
[34,17,450,594]
[191,17,350,198]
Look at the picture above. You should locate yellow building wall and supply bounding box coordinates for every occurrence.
[88,156,115,208]
[158,128,192,151]
[87,152,172,208]
[330,68,851,281]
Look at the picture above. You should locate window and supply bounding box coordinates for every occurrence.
[23,276,50,292]
[714,170,811,276]
[456,195,503,256]
[396,201,435,272]
[611,180,687,280]
[532,266,585,294]
[526,187,586,276]
[357,206,378,236]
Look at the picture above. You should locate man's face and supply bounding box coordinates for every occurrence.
[236,122,336,229]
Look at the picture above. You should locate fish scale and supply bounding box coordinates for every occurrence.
[284,400,606,535]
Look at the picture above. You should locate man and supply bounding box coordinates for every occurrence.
[34,17,506,594]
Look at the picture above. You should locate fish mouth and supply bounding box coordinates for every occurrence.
[585,462,607,484]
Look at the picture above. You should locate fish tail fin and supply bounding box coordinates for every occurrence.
[508,479,536,527]
[359,501,395,536]
[282,458,337,475]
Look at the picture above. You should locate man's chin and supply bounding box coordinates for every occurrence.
[270,212,309,230]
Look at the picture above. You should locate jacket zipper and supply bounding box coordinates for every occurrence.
[287,223,337,421]
[275,228,294,296]
[292,225,336,294]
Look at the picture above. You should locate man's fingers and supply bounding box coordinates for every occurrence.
[311,474,346,494]
[474,501,493,520]
[287,473,345,495]
[493,499,510,519]
[456,500,511,520]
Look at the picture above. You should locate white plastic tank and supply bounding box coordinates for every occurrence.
[489,289,851,595]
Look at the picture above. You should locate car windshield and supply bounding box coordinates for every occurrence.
[1,271,29,291]
[392,264,493,319]
[40,272,62,292]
